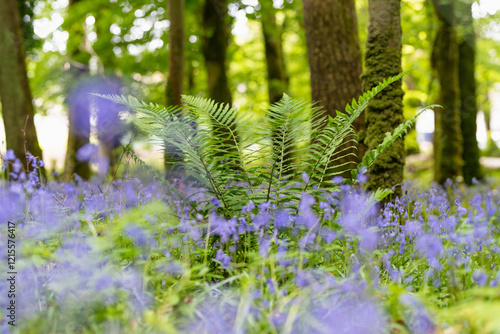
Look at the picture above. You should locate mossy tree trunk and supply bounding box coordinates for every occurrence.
[165,0,185,178]
[302,0,365,177]
[457,0,483,184]
[361,0,405,195]
[63,0,91,181]
[431,0,463,184]
[0,0,44,173]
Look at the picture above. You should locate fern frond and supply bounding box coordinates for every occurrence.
[304,72,407,190]
[260,94,318,205]
[355,104,441,179]
[122,145,188,204]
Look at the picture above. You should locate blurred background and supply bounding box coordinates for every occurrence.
[0,0,499,183]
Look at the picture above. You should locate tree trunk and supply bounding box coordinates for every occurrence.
[201,0,240,163]
[0,0,43,172]
[302,0,365,177]
[63,0,92,181]
[202,0,232,105]
[457,0,483,184]
[166,0,185,107]
[361,0,405,196]
[260,3,295,176]
[64,72,92,181]
[63,0,90,182]
[165,0,185,177]
[431,0,463,184]
[261,3,288,104]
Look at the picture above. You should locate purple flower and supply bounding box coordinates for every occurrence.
[302,172,310,185]
[124,225,149,246]
[332,176,344,185]
[415,234,443,263]
[5,149,15,161]
[472,269,488,287]
[359,228,378,252]
[399,294,435,334]
[275,210,292,230]
[215,249,232,268]
[76,143,98,162]
[357,169,368,184]
[184,298,237,333]
[211,197,221,208]
[242,200,255,213]
[13,159,22,173]
[298,192,315,212]
[259,237,272,257]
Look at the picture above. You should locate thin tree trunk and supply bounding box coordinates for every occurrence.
[362,0,405,196]
[166,0,185,107]
[64,69,92,181]
[165,0,185,177]
[457,0,483,184]
[63,0,91,181]
[201,0,240,162]
[261,3,288,104]
[302,0,365,177]
[260,3,295,176]
[0,0,43,173]
[202,0,232,105]
[431,0,463,184]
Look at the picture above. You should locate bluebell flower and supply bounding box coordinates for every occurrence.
[13,159,22,173]
[210,197,221,208]
[5,149,15,161]
[215,249,232,268]
[76,143,98,162]
[302,171,310,185]
[332,176,344,185]
[472,269,488,287]
[259,237,272,257]
[399,294,435,334]
[124,225,149,246]
[274,210,292,230]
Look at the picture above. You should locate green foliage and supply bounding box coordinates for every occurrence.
[97,73,429,214]
[18,0,40,54]
[482,135,500,157]
[356,104,440,178]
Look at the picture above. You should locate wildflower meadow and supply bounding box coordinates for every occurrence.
[1,148,499,333]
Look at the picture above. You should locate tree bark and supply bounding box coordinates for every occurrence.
[260,3,295,176]
[0,0,43,171]
[431,0,463,184]
[302,0,365,177]
[63,0,92,181]
[261,3,288,104]
[201,0,240,163]
[457,0,483,184]
[167,0,185,107]
[202,0,232,105]
[165,0,185,177]
[64,73,92,181]
[362,0,405,196]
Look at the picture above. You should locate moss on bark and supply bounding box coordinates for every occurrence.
[361,0,405,196]
[431,0,463,184]
[457,0,483,184]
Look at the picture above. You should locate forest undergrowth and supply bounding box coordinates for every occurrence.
[1,149,500,333]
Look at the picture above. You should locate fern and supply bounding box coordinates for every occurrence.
[95,73,430,215]
[303,72,407,193]
[353,104,440,180]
